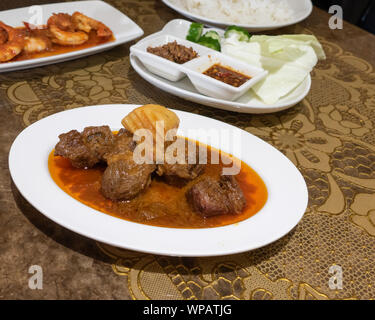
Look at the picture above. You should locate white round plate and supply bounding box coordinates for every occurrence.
[9,105,308,257]
[130,19,311,114]
[162,0,312,32]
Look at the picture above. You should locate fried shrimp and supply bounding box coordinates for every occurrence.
[47,13,88,46]
[0,28,7,44]
[23,22,52,54]
[0,12,113,63]
[72,12,112,38]
[0,21,25,62]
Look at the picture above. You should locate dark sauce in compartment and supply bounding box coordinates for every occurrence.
[203,64,251,87]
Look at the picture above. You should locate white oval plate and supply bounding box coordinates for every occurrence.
[0,0,143,73]
[162,0,312,32]
[9,105,308,257]
[130,19,311,114]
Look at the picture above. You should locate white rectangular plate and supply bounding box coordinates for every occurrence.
[0,0,143,72]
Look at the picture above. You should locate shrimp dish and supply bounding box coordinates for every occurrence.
[0,12,114,63]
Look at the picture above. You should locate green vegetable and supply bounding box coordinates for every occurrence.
[197,36,221,51]
[186,23,221,51]
[186,22,204,42]
[202,30,221,41]
[224,25,251,42]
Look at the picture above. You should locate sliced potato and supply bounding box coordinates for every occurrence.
[121,104,179,142]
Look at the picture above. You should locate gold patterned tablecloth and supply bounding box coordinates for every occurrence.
[1,0,375,300]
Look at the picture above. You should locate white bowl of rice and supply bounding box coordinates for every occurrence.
[162,0,313,31]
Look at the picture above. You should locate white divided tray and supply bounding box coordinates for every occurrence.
[129,19,312,114]
[130,34,267,101]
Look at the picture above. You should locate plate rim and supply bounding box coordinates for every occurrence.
[9,104,308,257]
[161,0,313,31]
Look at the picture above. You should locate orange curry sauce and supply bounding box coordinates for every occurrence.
[7,27,115,63]
[48,139,268,228]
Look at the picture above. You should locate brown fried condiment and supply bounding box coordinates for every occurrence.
[147,40,199,64]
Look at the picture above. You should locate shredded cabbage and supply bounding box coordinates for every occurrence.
[222,35,325,104]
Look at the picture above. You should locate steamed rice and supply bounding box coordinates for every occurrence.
[168,0,294,25]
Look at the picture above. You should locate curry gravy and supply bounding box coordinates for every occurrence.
[48,139,268,228]
[8,28,114,63]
